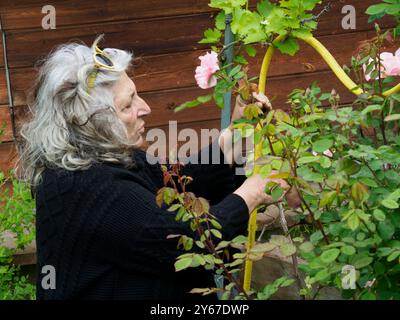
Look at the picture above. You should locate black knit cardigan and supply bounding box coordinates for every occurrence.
[35,141,248,300]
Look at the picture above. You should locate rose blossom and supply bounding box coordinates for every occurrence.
[194,51,220,89]
[363,48,400,81]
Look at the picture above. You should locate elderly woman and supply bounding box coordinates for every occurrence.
[19,36,284,300]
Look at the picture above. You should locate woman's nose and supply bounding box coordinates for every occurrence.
[137,98,151,117]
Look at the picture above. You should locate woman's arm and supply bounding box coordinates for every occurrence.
[95,177,249,276]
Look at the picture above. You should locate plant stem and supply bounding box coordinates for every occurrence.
[266,135,276,156]
[297,191,330,244]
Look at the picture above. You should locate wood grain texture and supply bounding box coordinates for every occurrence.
[0,141,17,172]
[0,0,215,30]
[0,68,371,142]
[0,0,398,169]
[3,29,400,107]
[0,0,394,69]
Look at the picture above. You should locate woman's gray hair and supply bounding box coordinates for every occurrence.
[17,35,139,187]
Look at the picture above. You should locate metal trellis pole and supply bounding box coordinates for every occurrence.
[221,13,234,130]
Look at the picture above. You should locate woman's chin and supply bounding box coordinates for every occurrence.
[130,132,145,147]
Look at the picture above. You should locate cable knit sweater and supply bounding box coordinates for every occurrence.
[35,141,248,300]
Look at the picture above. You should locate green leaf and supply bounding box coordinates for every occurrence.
[310,231,324,244]
[174,94,213,112]
[175,257,193,272]
[341,245,356,255]
[234,55,248,65]
[210,229,222,239]
[359,177,378,188]
[251,242,276,253]
[231,235,247,244]
[209,0,247,14]
[244,44,257,57]
[215,11,226,30]
[366,3,389,15]
[362,104,382,115]
[195,240,205,249]
[387,251,400,262]
[348,212,360,231]
[292,28,312,40]
[352,255,373,269]
[199,28,222,44]
[314,268,330,281]
[319,156,332,169]
[312,139,333,153]
[257,0,274,17]
[378,220,395,241]
[336,158,361,175]
[320,248,340,263]
[384,114,400,121]
[299,241,314,253]
[381,198,399,209]
[373,209,386,222]
[280,243,296,257]
[274,37,300,56]
[297,156,319,164]
[320,191,337,208]
[271,186,284,201]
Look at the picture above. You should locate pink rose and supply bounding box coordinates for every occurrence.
[195,51,220,89]
[363,48,400,81]
[381,49,400,77]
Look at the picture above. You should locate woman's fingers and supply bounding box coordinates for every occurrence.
[252,92,272,110]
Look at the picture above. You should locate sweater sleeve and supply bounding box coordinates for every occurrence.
[95,176,249,276]
[175,138,246,205]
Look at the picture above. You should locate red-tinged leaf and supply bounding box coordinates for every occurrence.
[193,198,204,215]
[163,172,171,186]
[156,188,165,208]
[351,182,369,203]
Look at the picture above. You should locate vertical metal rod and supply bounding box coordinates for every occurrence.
[0,15,17,142]
[221,13,234,130]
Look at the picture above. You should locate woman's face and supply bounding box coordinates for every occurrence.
[112,72,151,145]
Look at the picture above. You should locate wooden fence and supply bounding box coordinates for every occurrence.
[0,0,396,172]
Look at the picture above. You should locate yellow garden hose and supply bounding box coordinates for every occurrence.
[242,34,400,294]
[242,35,283,293]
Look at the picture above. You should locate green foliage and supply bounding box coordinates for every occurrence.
[253,75,400,299]
[366,0,400,37]
[177,0,323,111]
[0,163,36,300]
[158,163,296,300]
[174,0,400,300]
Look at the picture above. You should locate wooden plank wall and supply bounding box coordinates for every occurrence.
[0,0,397,172]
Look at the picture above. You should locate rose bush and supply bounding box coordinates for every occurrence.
[168,0,400,300]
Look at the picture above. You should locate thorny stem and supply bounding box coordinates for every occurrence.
[362,159,386,187]
[266,135,276,156]
[278,203,305,298]
[297,191,330,245]
[375,37,388,145]
[171,170,251,300]
[218,41,240,60]
[195,221,250,300]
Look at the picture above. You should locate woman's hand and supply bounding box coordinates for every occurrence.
[218,91,272,167]
[233,172,289,213]
[230,91,272,127]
